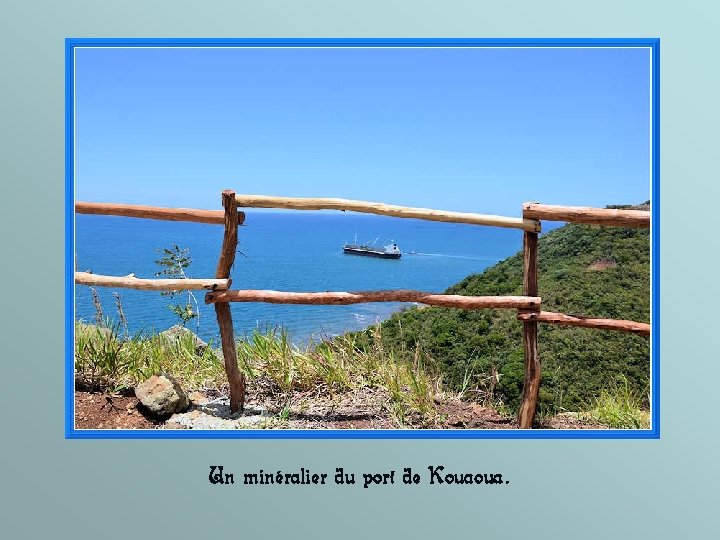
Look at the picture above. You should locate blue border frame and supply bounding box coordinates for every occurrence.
[66,38,660,439]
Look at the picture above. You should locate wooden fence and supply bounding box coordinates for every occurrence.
[74,191,651,428]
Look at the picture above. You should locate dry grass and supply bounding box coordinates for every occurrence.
[75,322,443,426]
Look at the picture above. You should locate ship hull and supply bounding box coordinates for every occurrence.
[343,246,401,259]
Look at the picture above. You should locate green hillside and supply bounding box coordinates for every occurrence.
[375,211,650,414]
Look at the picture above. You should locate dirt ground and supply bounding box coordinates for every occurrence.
[75,390,162,429]
[74,387,606,431]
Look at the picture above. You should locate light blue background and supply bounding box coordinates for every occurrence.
[1,1,715,538]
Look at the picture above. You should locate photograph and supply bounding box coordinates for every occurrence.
[67,39,657,436]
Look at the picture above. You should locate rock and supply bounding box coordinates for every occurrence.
[135,374,190,417]
[188,391,207,405]
[160,325,209,354]
[76,322,114,340]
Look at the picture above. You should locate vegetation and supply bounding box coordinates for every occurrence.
[371,213,650,416]
[74,321,441,427]
[75,322,225,392]
[236,326,439,425]
[581,375,650,429]
[155,245,199,328]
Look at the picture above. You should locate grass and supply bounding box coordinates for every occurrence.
[236,326,440,425]
[581,376,650,429]
[74,321,441,426]
[75,321,225,392]
[74,321,652,429]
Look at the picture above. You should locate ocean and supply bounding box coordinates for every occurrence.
[74,211,534,345]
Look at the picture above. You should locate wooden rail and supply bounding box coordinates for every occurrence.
[235,194,540,232]
[75,201,245,225]
[205,289,541,310]
[517,311,650,336]
[523,202,650,228]
[75,272,229,291]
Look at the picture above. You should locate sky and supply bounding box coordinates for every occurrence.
[74,45,651,217]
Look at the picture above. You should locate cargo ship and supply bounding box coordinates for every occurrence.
[343,238,401,259]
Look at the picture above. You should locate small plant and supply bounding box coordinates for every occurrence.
[582,375,650,429]
[74,321,225,392]
[278,402,292,421]
[75,322,130,391]
[113,291,129,339]
[155,244,200,329]
[232,326,440,427]
[168,304,197,327]
[89,286,104,326]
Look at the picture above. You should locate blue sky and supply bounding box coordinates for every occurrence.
[74,46,651,216]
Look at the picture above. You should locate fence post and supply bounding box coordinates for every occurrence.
[214,189,245,413]
[518,230,540,428]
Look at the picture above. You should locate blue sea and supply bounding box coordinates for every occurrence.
[74,212,533,345]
